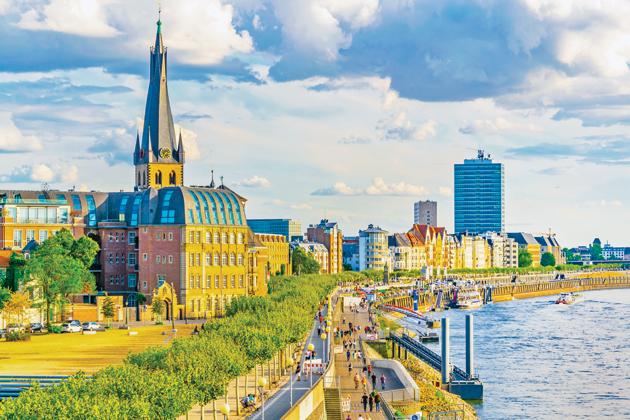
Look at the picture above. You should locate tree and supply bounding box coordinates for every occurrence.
[518,248,533,268]
[3,291,31,324]
[101,296,115,326]
[541,252,556,267]
[291,247,320,275]
[590,240,603,261]
[5,252,26,291]
[152,298,165,323]
[0,287,11,312]
[24,230,99,326]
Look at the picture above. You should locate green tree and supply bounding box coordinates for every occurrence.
[590,240,603,260]
[291,246,320,275]
[151,298,165,323]
[541,252,556,267]
[5,252,26,291]
[101,296,115,326]
[518,248,533,268]
[0,287,11,312]
[24,230,99,326]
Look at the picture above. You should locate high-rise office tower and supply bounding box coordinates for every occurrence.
[413,200,437,226]
[454,150,504,234]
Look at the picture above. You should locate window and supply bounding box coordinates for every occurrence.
[213,232,219,243]
[127,293,136,307]
[229,232,235,244]
[160,191,175,223]
[156,255,161,263]
[155,170,162,185]
[205,253,211,266]
[189,254,194,266]
[189,276,194,289]
[128,274,137,288]
[239,275,244,288]
[237,253,244,266]
[85,195,97,227]
[207,275,211,288]
[156,233,161,240]
[26,229,35,242]
[221,232,227,244]
[115,232,119,242]
[118,195,129,222]
[169,171,176,185]
[195,253,200,266]
[229,253,235,266]
[39,230,48,243]
[128,231,136,245]
[71,195,82,211]
[214,275,219,288]
[168,232,173,241]
[206,231,211,243]
[143,253,148,261]
[128,253,136,266]
[237,233,243,244]
[13,229,22,247]
[130,195,142,226]
[231,275,235,288]
[223,275,227,288]
[115,254,120,264]
[214,253,219,266]
[195,276,200,288]
[110,276,114,285]
[143,281,147,289]
[157,275,165,287]
[189,231,195,243]
[222,253,227,266]
[195,231,201,243]
[168,255,173,264]
[108,253,114,264]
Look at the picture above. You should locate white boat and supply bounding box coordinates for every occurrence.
[554,292,583,305]
[453,288,483,309]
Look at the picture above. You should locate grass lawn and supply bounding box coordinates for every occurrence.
[0,324,197,376]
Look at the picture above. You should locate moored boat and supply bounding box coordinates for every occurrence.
[453,287,483,309]
[554,292,582,305]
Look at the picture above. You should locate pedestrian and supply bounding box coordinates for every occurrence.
[361,375,368,392]
[362,365,368,375]
[348,362,353,373]
[296,364,302,381]
[371,373,377,389]
[361,393,368,412]
[354,372,360,389]
[367,364,372,376]
[380,373,386,390]
[374,393,381,412]
[318,327,322,336]
[368,394,374,412]
[346,349,351,362]
[346,415,352,420]
[357,415,365,420]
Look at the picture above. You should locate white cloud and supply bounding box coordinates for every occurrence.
[0,163,78,184]
[17,0,119,37]
[312,177,427,196]
[0,0,13,15]
[272,0,379,59]
[586,199,623,208]
[269,199,312,210]
[0,112,43,153]
[439,186,452,197]
[237,175,271,188]
[174,124,201,161]
[379,112,436,141]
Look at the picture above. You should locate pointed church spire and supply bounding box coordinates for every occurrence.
[210,170,215,188]
[133,130,140,164]
[177,129,185,163]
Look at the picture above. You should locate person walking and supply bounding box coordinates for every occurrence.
[346,349,351,362]
[374,393,381,412]
[361,393,368,412]
[296,364,302,381]
[345,415,352,420]
[354,372,360,389]
[371,373,377,389]
[368,394,374,412]
[348,362,353,373]
[380,373,386,390]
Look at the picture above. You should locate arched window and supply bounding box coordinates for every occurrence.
[213,232,219,243]
[214,253,219,266]
[237,233,243,244]
[169,171,176,185]
[229,232,235,244]
[142,171,146,186]
[137,172,141,186]
[221,232,227,244]
[237,253,243,266]
[155,170,162,185]
[221,253,227,266]
[229,253,235,266]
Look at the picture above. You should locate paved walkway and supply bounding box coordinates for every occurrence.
[247,305,329,420]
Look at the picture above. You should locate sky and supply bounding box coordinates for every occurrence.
[1,0,630,246]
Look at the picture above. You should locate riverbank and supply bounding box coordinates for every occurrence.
[365,339,477,419]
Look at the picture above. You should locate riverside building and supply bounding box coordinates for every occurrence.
[454,150,505,234]
[0,18,283,319]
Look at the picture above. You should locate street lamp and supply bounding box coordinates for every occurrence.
[219,402,230,420]
[286,356,295,406]
[320,332,328,363]
[257,377,267,420]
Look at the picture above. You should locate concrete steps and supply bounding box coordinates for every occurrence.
[324,387,342,420]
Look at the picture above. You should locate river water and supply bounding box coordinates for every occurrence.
[402,289,630,419]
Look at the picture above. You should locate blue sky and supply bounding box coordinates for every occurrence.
[1,0,630,245]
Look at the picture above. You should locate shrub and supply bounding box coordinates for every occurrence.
[48,325,63,334]
[6,331,30,342]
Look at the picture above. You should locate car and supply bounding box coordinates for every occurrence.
[30,322,44,333]
[62,320,82,333]
[0,328,5,339]
[82,322,102,331]
[6,323,26,334]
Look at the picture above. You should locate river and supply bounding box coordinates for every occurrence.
[400,289,630,419]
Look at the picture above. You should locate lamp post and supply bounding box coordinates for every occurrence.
[286,356,295,406]
[320,332,327,364]
[307,343,315,387]
[219,402,230,420]
[257,377,267,420]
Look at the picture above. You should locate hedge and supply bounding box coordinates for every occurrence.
[0,272,366,419]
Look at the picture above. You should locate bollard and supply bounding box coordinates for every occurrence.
[465,314,474,378]
[441,317,450,385]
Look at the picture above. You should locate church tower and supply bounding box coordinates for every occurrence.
[134,15,184,190]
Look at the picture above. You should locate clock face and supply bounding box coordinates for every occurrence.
[159,147,172,159]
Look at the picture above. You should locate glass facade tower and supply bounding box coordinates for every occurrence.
[454,150,504,234]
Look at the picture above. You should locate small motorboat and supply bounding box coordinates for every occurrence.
[554,292,583,305]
